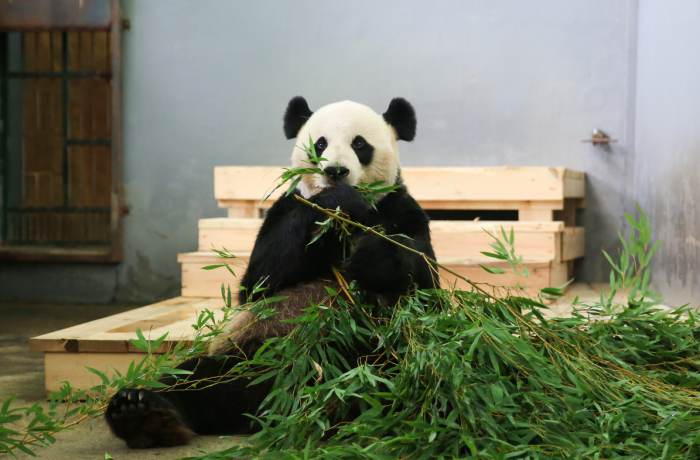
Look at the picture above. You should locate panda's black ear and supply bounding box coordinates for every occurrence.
[382,98,416,142]
[283,96,314,139]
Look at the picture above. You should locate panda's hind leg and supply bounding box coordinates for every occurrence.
[105,388,193,448]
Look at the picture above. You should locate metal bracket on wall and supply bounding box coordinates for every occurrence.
[582,129,617,146]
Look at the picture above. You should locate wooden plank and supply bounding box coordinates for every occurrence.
[563,169,586,198]
[79,298,225,353]
[30,297,207,352]
[180,250,564,298]
[519,210,554,221]
[214,166,285,202]
[198,219,566,262]
[179,252,249,298]
[199,218,262,251]
[214,166,585,209]
[217,198,567,212]
[0,0,112,31]
[401,167,575,201]
[414,199,564,211]
[440,260,570,294]
[226,202,260,218]
[33,298,226,354]
[550,261,570,287]
[431,221,563,260]
[44,352,144,396]
[439,261,554,293]
[553,198,578,227]
[561,227,585,261]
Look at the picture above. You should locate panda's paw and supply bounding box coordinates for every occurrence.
[312,184,369,222]
[105,388,193,448]
[342,238,403,294]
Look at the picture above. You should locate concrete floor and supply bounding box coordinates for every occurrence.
[0,302,244,459]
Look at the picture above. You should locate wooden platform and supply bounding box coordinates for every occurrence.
[29,297,224,395]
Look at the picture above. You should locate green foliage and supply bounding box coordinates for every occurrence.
[2,204,693,460]
[0,304,234,457]
[479,226,531,280]
[181,285,700,459]
[603,205,661,305]
[175,206,700,460]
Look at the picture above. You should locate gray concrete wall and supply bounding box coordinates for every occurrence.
[0,0,641,303]
[634,1,700,307]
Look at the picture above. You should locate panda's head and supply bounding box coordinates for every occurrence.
[283,97,417,199]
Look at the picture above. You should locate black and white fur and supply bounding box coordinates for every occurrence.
[105,97,437,448]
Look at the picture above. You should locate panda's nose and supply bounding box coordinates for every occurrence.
[323,166,350,182]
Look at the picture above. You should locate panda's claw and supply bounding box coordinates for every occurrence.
[108,388,155,421]
[105,388,194,448]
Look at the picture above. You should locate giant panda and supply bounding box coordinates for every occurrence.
[105,97,438,448]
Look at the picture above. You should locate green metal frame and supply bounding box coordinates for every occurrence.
[0,31,112,246]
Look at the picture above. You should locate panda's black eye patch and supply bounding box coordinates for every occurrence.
[351,136,374,166]
[311,137,327,158]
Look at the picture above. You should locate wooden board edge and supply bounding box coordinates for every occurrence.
[561,227,586,261]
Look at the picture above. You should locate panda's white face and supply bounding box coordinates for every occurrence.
[291,101,401,199]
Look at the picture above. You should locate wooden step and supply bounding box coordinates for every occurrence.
[179,251,249,298]
[198,218,585,263]
[179,251,568,299]
[214,166,585,221]
[29,297,226,395]
[439,257,568,293]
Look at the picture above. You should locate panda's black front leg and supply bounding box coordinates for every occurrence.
[240,184,370,302]
[106,354,273,447]
[342,233,438,303]
[106,388,193,448]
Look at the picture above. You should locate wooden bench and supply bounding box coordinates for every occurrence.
[31,165,586,394]
[215,166,585,222]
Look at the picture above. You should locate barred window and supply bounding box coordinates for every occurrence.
[0,0,123,262]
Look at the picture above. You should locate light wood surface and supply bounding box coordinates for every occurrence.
[439,260,568,294]
[179,252,248,298]
[214,166,586,219]
[44,351,141,396]
[196,218,584,264]
[561,227,586,261]
[30,297,225,353]
[179,250,571,299]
